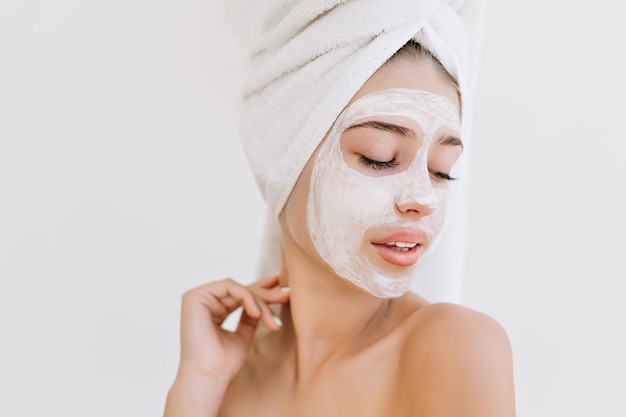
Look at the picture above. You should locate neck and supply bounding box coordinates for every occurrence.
[273,228,393,382]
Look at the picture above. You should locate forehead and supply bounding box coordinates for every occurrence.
[349,57,461,113]
[335,89,461,135]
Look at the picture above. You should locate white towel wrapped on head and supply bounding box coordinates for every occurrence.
[239,0,487,302]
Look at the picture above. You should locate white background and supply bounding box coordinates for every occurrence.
[1,1,624,416]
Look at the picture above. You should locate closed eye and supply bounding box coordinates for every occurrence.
[359,155,399,170]
[430,170,458,182]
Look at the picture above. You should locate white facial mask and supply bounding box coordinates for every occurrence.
[307,88,461,298]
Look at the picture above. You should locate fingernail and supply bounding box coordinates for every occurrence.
[273,314,283,327]
[280,287,291,293]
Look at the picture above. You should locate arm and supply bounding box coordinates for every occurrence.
[163,276,290,417]
[164,369,229,417]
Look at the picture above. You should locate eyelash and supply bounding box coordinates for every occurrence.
[358,156,458,181]
[358,156,399,170]
[430,170,458,182]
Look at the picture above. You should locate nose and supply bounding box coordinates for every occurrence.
[395,193,437,217]
[394,174,438,218]
[394,148,439,218]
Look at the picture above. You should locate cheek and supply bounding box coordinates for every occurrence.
[427,187,449,235]
[282,163,316,250]
[310,160,399,249]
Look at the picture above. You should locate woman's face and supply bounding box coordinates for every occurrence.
[281,58,462,298]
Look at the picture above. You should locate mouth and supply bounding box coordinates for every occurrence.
[371,231,428,267]
[377,241,419,252]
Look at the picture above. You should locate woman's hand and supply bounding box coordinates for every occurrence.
[164,275,290,417]
[177,275,290,381]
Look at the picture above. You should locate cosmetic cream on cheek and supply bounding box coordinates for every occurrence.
[306,89,460,298]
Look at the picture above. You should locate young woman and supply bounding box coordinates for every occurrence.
[163,41,516,416]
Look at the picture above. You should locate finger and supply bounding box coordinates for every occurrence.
[254,297,283,332]
[207,295,256,326]
[189,278,262,319]
[239,302,281,333]
[252,287,291,305]
[218,295,243,314]
[236,305,261,342]
[204,293,231,324]
[247,275,290,304]
[251,274,282,290]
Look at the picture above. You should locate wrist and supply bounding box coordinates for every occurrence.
[173,366,230,391]
[165,370,230,417]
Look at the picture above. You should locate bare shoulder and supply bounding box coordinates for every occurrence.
[399,302,516,416]
[407,302,512,354]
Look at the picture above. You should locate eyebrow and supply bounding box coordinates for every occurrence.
[346,120,464,149]
[438,135,464,149]
[345,121,415,138]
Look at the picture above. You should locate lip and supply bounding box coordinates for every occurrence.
[371,231,429,267]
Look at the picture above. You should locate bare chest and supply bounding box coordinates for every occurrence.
[219,356,410,417]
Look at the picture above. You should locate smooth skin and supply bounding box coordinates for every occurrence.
[164,56,516,417]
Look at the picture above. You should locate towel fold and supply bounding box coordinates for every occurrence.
[239,0,487,302]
